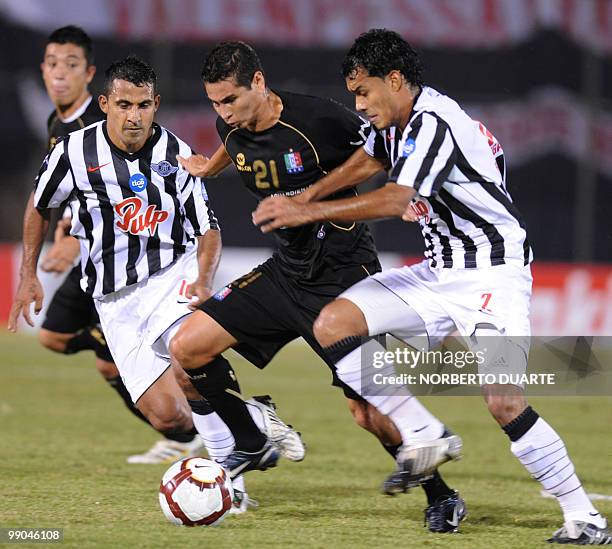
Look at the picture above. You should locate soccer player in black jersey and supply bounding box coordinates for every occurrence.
[36,26,205,464]
[172,41,459,512]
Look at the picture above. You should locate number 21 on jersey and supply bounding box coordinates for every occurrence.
[254,159,280,189]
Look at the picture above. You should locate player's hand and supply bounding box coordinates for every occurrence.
[186,279,213,311]
[176,154,211,178]
[252,196,313,233]
[41,220,79,273]
[8,275,44,331]
[402,204,419,223]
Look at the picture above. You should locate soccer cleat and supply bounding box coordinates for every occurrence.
[424,491,467,533]
[222,440,280,479]
[382,470,433,496]
[229,490,259,515]
[126,436,206,464]
[248,395,306,462]
[547,519,612,545]
[384,429,462,492]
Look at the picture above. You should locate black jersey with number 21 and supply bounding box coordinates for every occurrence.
[217,90,378,284]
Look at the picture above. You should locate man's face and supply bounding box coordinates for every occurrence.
[204,74,265,130]
[346,68,397,130]
[41,42,95,109]
[99,79,160,153]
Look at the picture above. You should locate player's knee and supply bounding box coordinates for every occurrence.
[38,329,68,353]
[95,359,119,380]
[170,331,198,369]
[314,299,365,348]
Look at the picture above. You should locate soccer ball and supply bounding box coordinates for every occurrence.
[158,457,234,526]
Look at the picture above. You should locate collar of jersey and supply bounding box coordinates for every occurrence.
[102,121,162,159]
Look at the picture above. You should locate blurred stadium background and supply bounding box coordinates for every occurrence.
[0,0,610,335]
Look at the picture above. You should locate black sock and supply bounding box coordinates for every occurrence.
[65,325,113,362]
[162,427,198,443]
[186,356,266,452]
[421,470,455,505]
[107,376,151,426]
[322,335,365,364]
[502,406,539,441]
[188,399,214,416]
[382,442,401,459]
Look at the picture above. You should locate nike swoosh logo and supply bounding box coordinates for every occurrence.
[87,162,111,173]
[447,507,460,527]
[413,425,428,433]
[590,512,601,517]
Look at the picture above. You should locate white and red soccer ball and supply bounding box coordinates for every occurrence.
[159,457,234,526]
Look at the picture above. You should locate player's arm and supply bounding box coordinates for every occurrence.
[189,229,221,309]
[9,142,73,330]
[178,160,222,308]
[8,192,50,330]
[253,182,415,232]
[176,144,232,179]
[298,147,386,202]
[40,214,79,273]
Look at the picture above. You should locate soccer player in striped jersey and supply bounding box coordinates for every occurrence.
[254,29,610,544]
[35,26,206,465]
[9,56,302,511]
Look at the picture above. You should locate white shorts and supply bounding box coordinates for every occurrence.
[341,259,532,346]
[95,246,198,402]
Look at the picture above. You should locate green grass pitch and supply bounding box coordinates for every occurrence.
[1,331,611,548]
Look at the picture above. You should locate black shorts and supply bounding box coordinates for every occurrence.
[42,265,112,361]
[199,256,381,401]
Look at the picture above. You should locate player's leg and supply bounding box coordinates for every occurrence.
[314,291,450,451]
[474,327,609,544]
[313,273,465,531]
[170,310,271,457]
[170,268,303,477]
[39,266,154,428]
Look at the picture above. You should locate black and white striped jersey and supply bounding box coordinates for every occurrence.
[34,121,218,299]
[365,86,532,270]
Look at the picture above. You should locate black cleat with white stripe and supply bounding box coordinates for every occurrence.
[424,491,467,533]
[222,440,280,480]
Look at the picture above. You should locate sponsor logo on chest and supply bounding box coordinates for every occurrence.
[114,196,169,237]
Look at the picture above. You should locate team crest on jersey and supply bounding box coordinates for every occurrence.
[213,286,232,301]
[114,197,169,237]
[151,160,179,177]
[402,138,416,158]
[235,152,252,172]
[129,173,148,192]
[283,150,304,174]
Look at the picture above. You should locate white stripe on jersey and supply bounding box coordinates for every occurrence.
[34,121,218,298]
[364,86,532,269]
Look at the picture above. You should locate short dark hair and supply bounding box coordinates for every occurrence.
[342,29,423,87]
[103,55,156,95]
[47,25,94,66]
[201,41,264,88]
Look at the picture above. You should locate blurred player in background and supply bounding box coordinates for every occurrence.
[35,26,206,464]
[253,29,611,545]
[172,41,463,530]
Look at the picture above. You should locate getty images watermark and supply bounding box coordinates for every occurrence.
[360,336,612,396]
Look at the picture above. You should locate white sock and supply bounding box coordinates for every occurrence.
[335,345,444,444]
[191,410,245,493]
[511,417,603,526]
